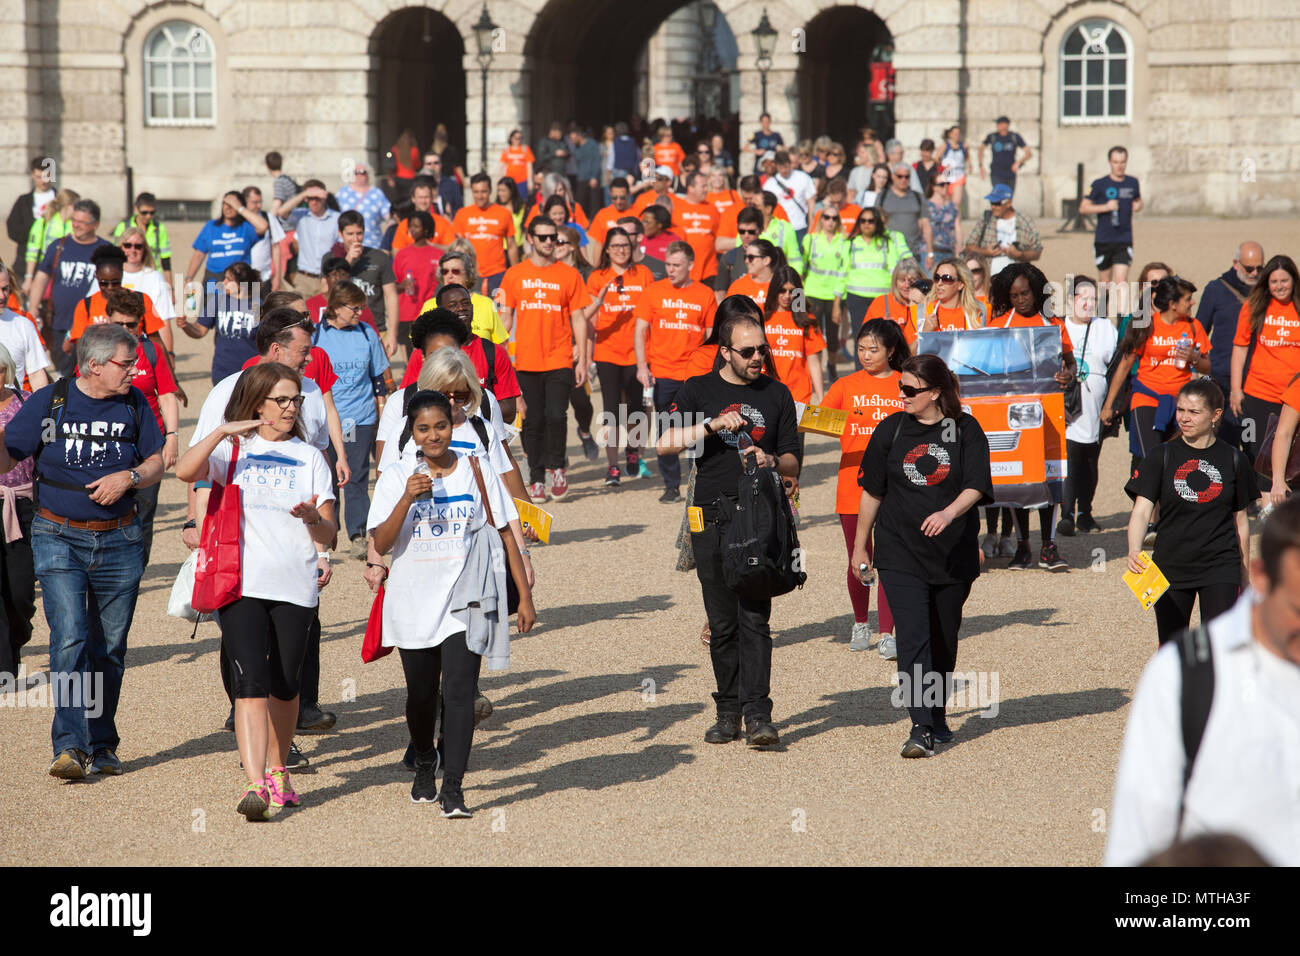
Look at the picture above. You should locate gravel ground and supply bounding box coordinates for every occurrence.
[1,217,1288,866]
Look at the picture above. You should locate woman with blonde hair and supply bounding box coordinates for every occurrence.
[100,224,177,357]
[911,256,985,344]
[22,187,78,298]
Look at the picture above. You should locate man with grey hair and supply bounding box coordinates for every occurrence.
[874,162,933,267]
[0,322,164,780]
[26,197,111,378]
[1197,240,1265,450]
[884,140,923,194]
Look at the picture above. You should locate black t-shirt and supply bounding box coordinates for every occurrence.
[1124,437,1257,588]
[715,246,745,294]
[349,248,397,326]
[858,411,994,584]
[669,371,801,518]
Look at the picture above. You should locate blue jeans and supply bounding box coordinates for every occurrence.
[653,378,685,492]
[327,420,378,540]
[32,514,145,757]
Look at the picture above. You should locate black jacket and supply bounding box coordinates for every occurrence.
[6,190,36,262]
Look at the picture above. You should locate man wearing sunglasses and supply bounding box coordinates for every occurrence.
[658,313,801,748]
[1197,241,1265,450]
[714,207,764,299]
[963,183,1042,277]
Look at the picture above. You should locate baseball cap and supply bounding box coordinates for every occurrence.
[985,184,1014,204]
[654,165,675,179]
[995,115,1010,124]
[760,150,776,162]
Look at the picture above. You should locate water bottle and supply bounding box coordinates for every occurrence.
[1110,206,1120,228]
[404,269,414,298]
[737,430,756,474]
[413,458,433,500]
[1174,332,1190,369]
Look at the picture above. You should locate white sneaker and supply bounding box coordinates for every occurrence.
[877,634,897,660]
[848,621,873,651]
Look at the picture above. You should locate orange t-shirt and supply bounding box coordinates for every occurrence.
[500,145,534,184]
[717,203,788,240]
[903,303,981,345]
[708,190,742,219]
[497,261,591,373]
[587,204,635,246]
[865,293,911,327]
[638,278,717,380]
[1129,313,1210,407]
[988,310,1075,355]
[524,198,589,230]
[726,274,770,311]
[653,141,686,176]
[391,212,457,253]
[1281,373,1300,414]
[1234,299,1300,402]
[685,342,718,378]
[765,310,827,404]
[675,201,720,281]
[453,204,516,278]
[70,290,165,341]
[810,204,861,236]
[631,190,684,220]
[587,264,653,367]
[821,369,904,513]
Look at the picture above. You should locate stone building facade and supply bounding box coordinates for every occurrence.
[4,0,1297,225]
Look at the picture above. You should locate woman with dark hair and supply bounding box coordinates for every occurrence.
[683,294,769,380]
[726,237,780,309]
[988,262,1078,569]
[185,190,268,287]
[587,227,655,483]
[496,177,526,246]
[497,130,534,194]
[822,318,906,654]
[763,265,825,404]
[851,352,993,754]
[392,210,441,331]
[177,362,337,820]
[858,163,891,208]
[1125,378,1256,645]
[177,261,264,383]
[369,389,535,817]
[1230,253,1300,463]
[544,194,589,251]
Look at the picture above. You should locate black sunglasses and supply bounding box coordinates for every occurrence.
[899,383,934,398]
[934,273,959,283]
[725,343,770,359]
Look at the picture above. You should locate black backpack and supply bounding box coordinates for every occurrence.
[1173,624,1214,833]
[716,455,806,601]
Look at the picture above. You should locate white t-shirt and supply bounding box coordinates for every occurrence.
[764,169,817,230]
[367,451,511,649]
[0,309,51,385]
[250,215,287,282]
[207,434,335,608]
[989,216,1018,276]
[1064,317,1119,445]
[88,267,176,321]
[377,388,511,478]
[191,369,329,451]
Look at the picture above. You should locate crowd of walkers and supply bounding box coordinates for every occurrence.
[0,117,1297,863]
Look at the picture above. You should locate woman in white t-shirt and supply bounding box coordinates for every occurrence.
[369,390,535,818]
[1059,276,1118,536]
[177,363,337,822]
[89,225,177,353]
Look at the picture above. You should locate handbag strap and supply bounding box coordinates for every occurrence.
[44,235,70,302]
[467,454,495,528]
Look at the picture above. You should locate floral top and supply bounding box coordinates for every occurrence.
[927,200,959,254]
[0,388,35,487]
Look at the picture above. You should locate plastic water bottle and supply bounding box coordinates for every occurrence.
[1110,206,1120,228]
[413,458,432,500]
[1174,332,1190,369]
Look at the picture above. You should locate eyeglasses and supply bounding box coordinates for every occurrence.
[446,390,472,405]
[99,278,123,288]
[899,383,933,397]
[724,343,770,359]
[440,266,465,276]
[607,243,632,251]
[105,358,136,371]
[555,238,571,246]
[1241,264,1262,275]
[934,274,959,283]
[264,395,306,409]
[861,218,877,226]
[892,172,909,179]
[120,242,144,250]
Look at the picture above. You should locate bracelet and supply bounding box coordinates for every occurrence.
[366,562,389,581]
[317,551,330,561]
[165,431,177,436]
[182,519,196,530]
[521,548,531,556]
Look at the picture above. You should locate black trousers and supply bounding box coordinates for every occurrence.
[692,523,773,722]
[596,362,642,454]
[0,498,36,678]
[399,634,481,781]
[1153,582,1240,646]
[1130,405,1177,469]
[1240,393,1281,466]
[654,377,685,492]
[879,570,971,730]
[517,367,574,482]
[570,381,594,435]
[1212,377,1244,450]
[222,609,322,711]
[807,297,839,364]
[984,507,1013,536]
[1063,439,1101,521]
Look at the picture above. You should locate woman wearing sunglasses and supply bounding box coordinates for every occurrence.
[844,208,907,350]
[851,353,993,756]
[909,257,985,345]
[726,237,780,310]
[800,207,848,381]
[864,259,927,343]
[177,363,337,820]
[763,265,826,405]
[1230,254,1300,465]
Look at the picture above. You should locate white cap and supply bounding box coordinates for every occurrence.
[654,165,675,178]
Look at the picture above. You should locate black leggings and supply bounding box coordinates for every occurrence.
[220,596,315,700]
[1153,582,1240,646]
[222,610,321,710]
[398,633,482,780]
[1240,393,1282,466]
[1131,405,1177,467]
[1013,505,1056,544]
[984,507,1013,536]
[596,361,642,453]
[570,379,594,435]
[517,368,574,480]
[1063,439,1101,520]
[807,297,839,360]
[879,570,971,730]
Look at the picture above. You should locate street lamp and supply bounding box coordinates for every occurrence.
[751,8,777,116]
[472,4,497,174]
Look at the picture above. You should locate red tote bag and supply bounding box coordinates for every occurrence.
[192,440,244,613]
[361,584,392,662]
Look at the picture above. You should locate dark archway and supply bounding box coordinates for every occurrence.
[370,8,465,170]
[798,7,894,149]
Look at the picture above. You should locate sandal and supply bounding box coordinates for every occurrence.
[700,622,711,646]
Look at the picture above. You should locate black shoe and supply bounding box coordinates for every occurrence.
[1076,514,1101,533]
[604,466,622,487]
[402,741,417,771]
[223,707,235,732]
[1007,541,1032,570]
[901,726,935,758]
[1039,542,1069,571]
[744,718,779,748]
[932,719,954,744]
[285,741,310,771]
[704,714,742,744]
[1056,516,1075,537]
[90,748,123,776]
[579,431,600,461]
[473,693,493,727]
[297,705,337,733]
[411,753,439,803]
[439,778,472,818]
[659,488,682,503]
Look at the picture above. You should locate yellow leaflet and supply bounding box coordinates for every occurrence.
[1122,552,1169,611]
[798,404,849,436]
[513,498,553,543]
[687,506,704,533]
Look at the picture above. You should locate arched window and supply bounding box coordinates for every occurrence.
[144,21,215,125]
[1060,19,1130,124]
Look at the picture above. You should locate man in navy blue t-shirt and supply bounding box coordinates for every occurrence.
[978,116,1031,194]
[744,113,784,175]
[26,198,111,379]
[1080,145,1143,303]
[0,323,163,781]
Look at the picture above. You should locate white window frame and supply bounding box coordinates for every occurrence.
[144,20,216,127]
[1059,19,1131,126]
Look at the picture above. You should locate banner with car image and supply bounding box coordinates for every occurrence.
[916,326,1067,509]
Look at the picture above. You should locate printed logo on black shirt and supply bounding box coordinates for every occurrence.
[1172,458,1223,504]
[715,402,766,447]
[902,442,951,487]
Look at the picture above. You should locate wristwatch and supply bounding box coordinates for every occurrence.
[129,469,140,486]
[701,417,714,435]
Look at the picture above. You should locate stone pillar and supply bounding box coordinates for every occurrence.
[466,52,528,180]
[645,5,701,122]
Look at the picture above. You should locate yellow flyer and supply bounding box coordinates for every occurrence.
[798,404,849,437]
[513,499,553,543]
[1122,552,1170,610]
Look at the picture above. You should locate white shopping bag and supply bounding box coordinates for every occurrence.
[167,551,213,623]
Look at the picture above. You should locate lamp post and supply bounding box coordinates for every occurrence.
[751,8,776,116]
[472,4,497,174]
